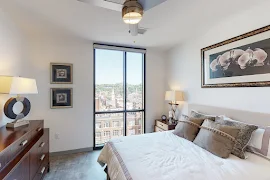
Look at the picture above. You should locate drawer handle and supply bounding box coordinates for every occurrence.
[40,167,46,174]
[20,140,28,146]
[40,142,46,148]
[40,154,46,161]
[37,127,42,132]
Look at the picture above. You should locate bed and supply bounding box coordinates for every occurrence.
[98,104,270,180]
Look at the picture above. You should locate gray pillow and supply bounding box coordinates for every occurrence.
[215,116,258,159]
[173,115,205,142]
[190,110,216,121]
[194,119,240,158]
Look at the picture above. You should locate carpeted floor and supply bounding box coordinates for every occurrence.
[44,150,106,180]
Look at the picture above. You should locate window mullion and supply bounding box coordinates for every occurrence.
[124,51,127,136]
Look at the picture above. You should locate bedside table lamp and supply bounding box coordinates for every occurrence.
[0,76,38,128]
[165,91,184,121]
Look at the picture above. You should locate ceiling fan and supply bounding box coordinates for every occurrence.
[78,0,169,36]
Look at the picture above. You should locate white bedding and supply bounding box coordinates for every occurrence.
[98,131,270,180]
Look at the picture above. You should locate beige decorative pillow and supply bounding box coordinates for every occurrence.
[173,116,205,142]
[190,110,216,121]
[216,116,258,159]
[194,119,240,158]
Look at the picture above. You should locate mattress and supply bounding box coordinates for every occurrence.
[98,131,270,180]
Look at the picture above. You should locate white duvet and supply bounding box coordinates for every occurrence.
[98,131,270,180]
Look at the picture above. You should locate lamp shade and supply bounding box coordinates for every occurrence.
[0,76,38,95]
[165,91,184,102]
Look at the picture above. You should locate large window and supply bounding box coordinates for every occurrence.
[94,44,145,148]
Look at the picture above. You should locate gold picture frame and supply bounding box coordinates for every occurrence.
[202,25,270,88]
[50,63,73,84]
[50,88,73,109]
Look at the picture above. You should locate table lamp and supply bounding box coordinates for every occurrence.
[165,91,184,121]
[0,76,38,128]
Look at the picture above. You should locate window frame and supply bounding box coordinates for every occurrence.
[93,43,146,149]
[104,121,110,128]
[113,130,119,136]
[104,131,110,137]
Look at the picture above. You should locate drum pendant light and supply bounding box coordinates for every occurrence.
[122,0,143,24]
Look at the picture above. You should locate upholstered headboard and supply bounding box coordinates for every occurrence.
[188,104,270,127]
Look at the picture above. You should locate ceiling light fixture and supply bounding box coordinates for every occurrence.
[122,0,143,24]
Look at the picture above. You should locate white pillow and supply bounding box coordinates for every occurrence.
[248,127,270,160]
[217,115,270,159]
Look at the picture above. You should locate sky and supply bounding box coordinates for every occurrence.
[95,49,143,85]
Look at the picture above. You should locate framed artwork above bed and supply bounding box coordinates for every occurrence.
[201,25,270,88]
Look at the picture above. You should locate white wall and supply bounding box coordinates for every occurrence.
[0,12,166,152]
[21,36,94,153]
[0,7,24,127]
[146,49,167,132]
[0,1,165,153]
[166,1,270,116]
[21,37,166,152]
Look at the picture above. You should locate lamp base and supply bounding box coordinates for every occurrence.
[4,97,31,120]
[6,120,30,129]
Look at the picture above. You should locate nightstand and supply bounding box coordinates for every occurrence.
[155,119,177,132]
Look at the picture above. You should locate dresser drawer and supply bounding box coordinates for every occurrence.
[36,129,49,157]
[33,155,49,180]
[3,152,30,180]
[156,121,168,130]
[30,129,49,180]
[9,132,31,161]
[155,126,165,132]
[30,121,44,140]
[0,148,9,171]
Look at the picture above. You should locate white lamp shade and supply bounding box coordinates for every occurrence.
[165,91,184,102]
[0,76,38,95]
[123,12,143,24]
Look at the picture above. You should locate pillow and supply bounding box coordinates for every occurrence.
[247,127,270,160]
[193,119,240,158]
[190,110,216,121]
[179,114,190,121]
[173,115,205,141]
[215,116,258,159]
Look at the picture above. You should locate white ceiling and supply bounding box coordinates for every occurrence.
[4,0,269,51]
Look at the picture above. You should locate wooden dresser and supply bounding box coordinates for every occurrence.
[155,119,177,132]
[0,120,49,180]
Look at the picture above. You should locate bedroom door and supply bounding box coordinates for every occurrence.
[93,44,146,148]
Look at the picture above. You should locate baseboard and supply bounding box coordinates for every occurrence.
[50,147,93,156]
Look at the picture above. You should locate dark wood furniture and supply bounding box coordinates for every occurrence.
[155,119,176,132]
[0,120,49,180]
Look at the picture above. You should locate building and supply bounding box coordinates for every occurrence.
[95,112,142,145]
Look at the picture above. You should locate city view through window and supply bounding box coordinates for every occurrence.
[94,48,145,146]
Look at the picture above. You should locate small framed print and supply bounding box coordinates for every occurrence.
[51,63,73,84]
[51,88,73,109]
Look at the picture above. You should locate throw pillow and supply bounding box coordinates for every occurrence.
[173,115,205,141]
[215,116,258,159]
[194,119,240,158]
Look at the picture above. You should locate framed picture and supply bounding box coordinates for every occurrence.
[50,63,73,84]
[51,88,73,109]
[202,25,270,88]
